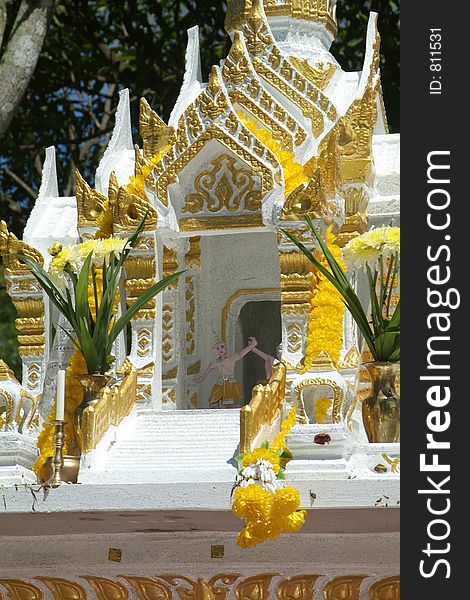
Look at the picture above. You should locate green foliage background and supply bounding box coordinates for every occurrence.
[0,0,399,375]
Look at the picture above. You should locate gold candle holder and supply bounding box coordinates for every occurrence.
[44,419,66,488]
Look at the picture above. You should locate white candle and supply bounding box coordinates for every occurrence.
[56,369,66,421]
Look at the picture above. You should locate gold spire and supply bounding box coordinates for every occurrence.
[139,98,176,160]
[225,0,338,38]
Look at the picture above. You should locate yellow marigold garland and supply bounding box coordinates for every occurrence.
[233,406,306,548]
[237,112,308,196]
[126,146,171,200]
[301,228,346,372]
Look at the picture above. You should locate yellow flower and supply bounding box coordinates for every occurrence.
[237,112,308,196]
[249,518,281,541]
[302,227,345,372]
[270,432,286,453]
[232,484,273,521]
[343,226,400,269]
[242,448,281,474]
[95,200,113,239]
[236,525,264,548]
[48,242,63,256]
[273,486,301,517]
[314,398,332,424]
[280,510,307,533]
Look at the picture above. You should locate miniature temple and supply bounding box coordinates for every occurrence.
[0,1,400,596]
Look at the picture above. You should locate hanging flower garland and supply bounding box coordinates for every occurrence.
[237,113,308,196]
[126,145,171,200]
[302,228,345,372]
[232,406,306,548]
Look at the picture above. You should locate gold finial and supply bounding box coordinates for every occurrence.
[310,350,337,370]
[0,220,43,275]
[0,359,16,381]
[75,171,108,229]
[223,32,250,85]
[196,67,229,120]
[139,98,176,160]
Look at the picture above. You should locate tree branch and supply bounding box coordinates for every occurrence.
[0,0,57,139]
[2,167,36,198]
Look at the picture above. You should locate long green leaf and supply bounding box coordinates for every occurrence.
[74,252,94,335]
[280,227,378,359]
[12,254,73,321]
[109,271,184,344]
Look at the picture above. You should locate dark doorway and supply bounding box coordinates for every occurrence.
[236,300,282,403]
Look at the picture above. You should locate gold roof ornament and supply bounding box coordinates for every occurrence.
[0,220,44,275]
[0,359,16,382]
[310,350,337,370]
[339,346,361,370]
[226,0,338,38]
[288,57,337,90]
[139,98,176,160]
[281,171,327,221]
[108,171,158,231]
[75,170,109,230]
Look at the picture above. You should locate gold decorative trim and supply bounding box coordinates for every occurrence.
[0,574,400,600]
[187,360,201,376]
[226,0,338,38]
[241,362,287,453]
[185,236,201,268]
[180,213,264,232]
[0,221,44,275]
[183,153,262,216]
[289,57,336,90]
[108,171,158,230]
[75,171,108,230]
[157,124,275,209]
[81,367,138,453]
[294,377,344,424]
[221,287,280,343]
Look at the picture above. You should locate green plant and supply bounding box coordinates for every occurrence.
[14,217,182,374]
[282,218,400,362]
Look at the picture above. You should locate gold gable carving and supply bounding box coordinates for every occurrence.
[75,170,108,229]
[155,124,274,208]
[289,57,336,90]
[183,154,262,215]
[140,97,176,160]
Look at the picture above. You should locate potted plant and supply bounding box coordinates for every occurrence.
[283,218,400,443]
[14,216,182,447]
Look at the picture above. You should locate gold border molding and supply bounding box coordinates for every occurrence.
[221,287,280,342]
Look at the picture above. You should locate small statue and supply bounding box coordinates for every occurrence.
[248,337,282,381]
[0,360,39,433]
[194,338,258,408]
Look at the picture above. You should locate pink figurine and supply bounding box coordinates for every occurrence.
[248,336,282,380]
[194,338,258,408]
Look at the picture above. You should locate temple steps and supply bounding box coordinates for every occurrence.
[78,407,242,484]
